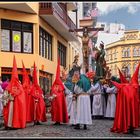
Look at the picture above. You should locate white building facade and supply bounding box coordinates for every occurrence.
[96,22,125,47]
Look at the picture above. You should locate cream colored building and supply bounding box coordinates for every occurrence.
[0,2,81,93]
[105,30,140,78]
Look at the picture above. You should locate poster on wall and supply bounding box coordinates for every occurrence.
[23,32,32,53]
[12,31,21,52]
[1,29,10,51]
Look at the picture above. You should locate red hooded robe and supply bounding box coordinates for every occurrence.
[30,62,46,122]
[51,58,69,123]
[131,64,140,127]
[22,61,33,123]
[3,56,26,128]
[111,64,140,133]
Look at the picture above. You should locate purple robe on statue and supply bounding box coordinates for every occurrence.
[1,81,9,90]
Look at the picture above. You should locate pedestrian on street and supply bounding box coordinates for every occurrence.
[22,61,33,123]
[63,83,73,119]
[104,76,118,119]
[74,74,92,130]
[69,72,80,126]
[88,77,106,119]
[3,56,26,130]
[111,63,140,134]
[30,63,47,125]
[61,69,73,118]
[50,58,69,125]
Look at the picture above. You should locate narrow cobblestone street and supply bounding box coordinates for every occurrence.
[0,114,139,138]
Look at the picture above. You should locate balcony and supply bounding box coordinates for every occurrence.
[39,3,77,41]
[0,2,38,14]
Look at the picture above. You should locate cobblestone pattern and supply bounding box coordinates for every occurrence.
[0,114,139,138]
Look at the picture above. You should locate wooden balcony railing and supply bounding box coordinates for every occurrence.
[39,3,76,31]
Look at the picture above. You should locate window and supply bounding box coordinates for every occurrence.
[127,48,130,57]
[133,62,140,78]
[122,49,125,57]
[122,48,129,58]
[12,31,21,52]
[133,63,137,71]
[114,50,117,59]
[1,29,10,51]
[101,24,105,28]
[122,64,129,77]
[1,19,33,53]
[58,42,66,67]
[127,64,131,76]
[133,48,137,57]
[138,48,140,56]
[105,51,109,61]
[110,51,112,60]
[124,50,127,57]
[23,32,32,53]
[39,27,53,60]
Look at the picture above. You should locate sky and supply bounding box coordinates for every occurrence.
[97,2,140,30]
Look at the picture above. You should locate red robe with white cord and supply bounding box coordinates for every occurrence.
[3,56,26,129]
[30,63,46,123]
[51,58,69,123]
[22,61,33,123]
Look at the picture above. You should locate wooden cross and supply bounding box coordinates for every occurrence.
[69,27,104,33]
[69,18,104,73]
[70,27,104,74]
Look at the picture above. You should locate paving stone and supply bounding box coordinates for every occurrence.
[0,114,139,138]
